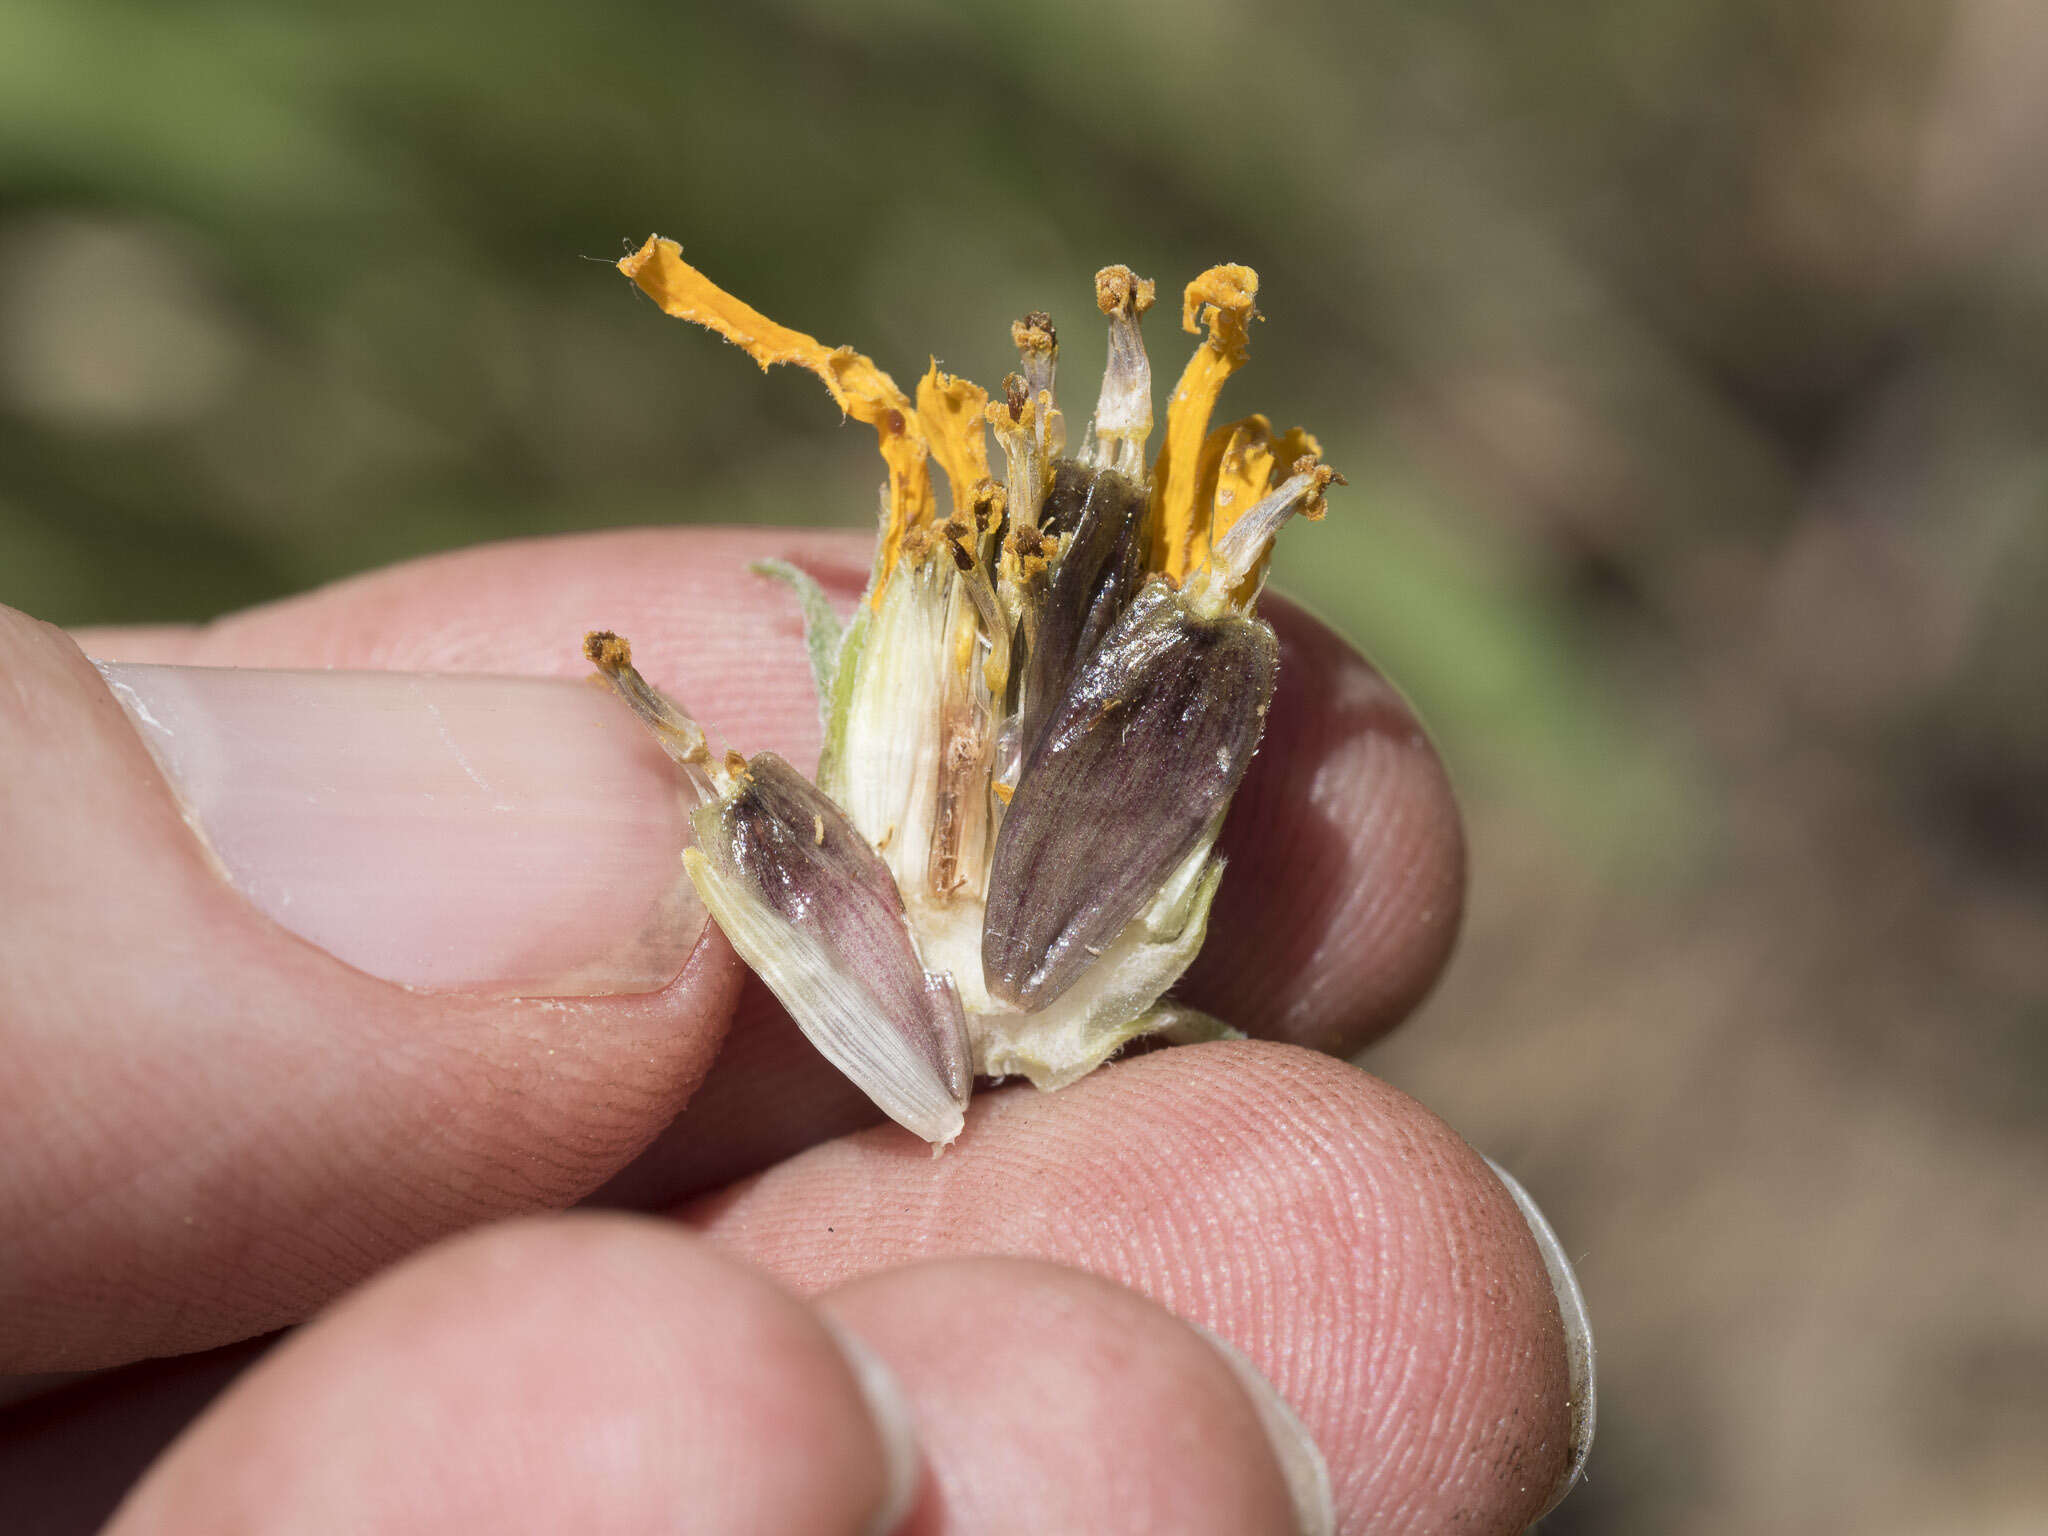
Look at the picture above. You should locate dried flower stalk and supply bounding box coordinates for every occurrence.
[587,236,1340,1147]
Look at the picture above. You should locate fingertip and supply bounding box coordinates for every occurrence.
[822,1257,1311,1535]
[107,1215,910,1536]
[690,1041,1572,1533]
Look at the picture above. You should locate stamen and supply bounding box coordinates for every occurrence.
[1013,311,1064,471]
[969,477,1007,537]
[927,691,993,900]
[1090,265,1156,481]
[1205,455,1345,597]
[997,516,1055,702]
[1004,521,1054,577]
[1012,311,1058,405]
[583,630,722,800]
[928,585,996,903]
[1036,386,1067,467]
[929,479,1008,901]
[943,520,1012,696]
[988,375,1050,531]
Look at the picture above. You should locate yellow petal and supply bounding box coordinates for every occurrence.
[914,361,992,516]
[619,236,934,592]
[1268,424,1325,516]
[1149,264,1259,579]
[1191,416,1330,605]
[1196,414,1272,607]
[1200,414,1278,545]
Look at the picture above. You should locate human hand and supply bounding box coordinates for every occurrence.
[0,529,1589,1532]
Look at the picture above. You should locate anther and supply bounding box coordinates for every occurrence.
[583,629,718,795]
[1011,311,1057,355]
[1094,265,1156,320]
[969,478,1007,535]
[1090,265,1156,479]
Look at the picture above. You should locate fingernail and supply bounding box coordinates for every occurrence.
[1486,1158,1596,1524]
[1192,1325,1335,1536]
[818,1317,921,1536]
[95,662,705,996]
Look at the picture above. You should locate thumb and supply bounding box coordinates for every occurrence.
[0,608,742,1371]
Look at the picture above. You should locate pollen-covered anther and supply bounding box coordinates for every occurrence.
[1011,310,1058,357]
[1293,454,1346,519]
[583,629,632,670]
[1011,313,1063,465]
[1094,264,1156,320]
[969,477,1007,535]
[1090,265,1156,480]
[989,375,1052,530]
[583,628,716,791]
[1004,523,1054,581]
[951,542,1011,692]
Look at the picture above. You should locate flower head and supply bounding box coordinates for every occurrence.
[588,236,1339,1146]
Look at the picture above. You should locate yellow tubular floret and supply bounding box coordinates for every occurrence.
[1149,264,1259,579]
[619,236,934,592]
[915,363,993,516]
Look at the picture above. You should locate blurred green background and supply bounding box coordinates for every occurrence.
[4,1,2045,1529]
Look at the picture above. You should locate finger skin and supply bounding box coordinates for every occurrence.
[80,528,1463,1201]
[684,1042,1572,1536]
[0,609,744,1371]
[21,527,1463,1358]
[4,1047,1564,1535]
[104,1216,899,1536]
[823,1257,1302,1536]
[72,526,1464,1056]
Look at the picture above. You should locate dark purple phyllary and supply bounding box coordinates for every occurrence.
[985,575,1280,1009]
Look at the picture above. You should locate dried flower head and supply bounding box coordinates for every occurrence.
[587,236,1340,1147]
